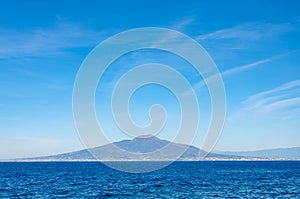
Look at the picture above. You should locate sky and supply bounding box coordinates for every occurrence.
[0,0,300,158]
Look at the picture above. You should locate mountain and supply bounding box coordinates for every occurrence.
[17,136,300,161]
[20,135,241,161]
[217,147,300,159]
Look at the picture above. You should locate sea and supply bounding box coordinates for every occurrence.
[0,161,299,198]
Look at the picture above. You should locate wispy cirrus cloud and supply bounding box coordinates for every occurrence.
[186,21,297,92]
[226,79,300,125]
[169,17,195,31]
[196,22,298,52]
[191,55,276,92]
[0,20,106,59]
[197,22,295,41]
[221,57,274,77]
[242,79,300,114]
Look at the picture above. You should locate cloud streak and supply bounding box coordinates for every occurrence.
[191,56,275,92]
[242,79,300,113]
[196,21,298,52]
[0,20,106,59]
[169,17,195,31]
[197,22,295,41]
[222,57,274,77]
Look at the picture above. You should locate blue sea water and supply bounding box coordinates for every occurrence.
[0,161,299,198]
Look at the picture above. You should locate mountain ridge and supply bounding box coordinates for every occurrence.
[10,136,300,161]
[217,147,300,159]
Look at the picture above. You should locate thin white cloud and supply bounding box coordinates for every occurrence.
[197,22,295,41]
[264,97,300,111]
[142,17,196,48]
[0,20,106,59]
[222,58,273,77]
[191,56,275,92]
[196,22,298,52]
[242,79,300,113]
[169,17,195,31]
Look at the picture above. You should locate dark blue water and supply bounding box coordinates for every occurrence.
[0,161,299,198]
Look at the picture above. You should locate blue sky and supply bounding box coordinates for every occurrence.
[0,0,300,158]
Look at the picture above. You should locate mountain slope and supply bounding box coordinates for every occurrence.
[19,136,300,161]
[218,147,300,159]
[21,135,241,161]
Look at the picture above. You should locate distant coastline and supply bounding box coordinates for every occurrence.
[2,157,300,163]
[2,136,300,162]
